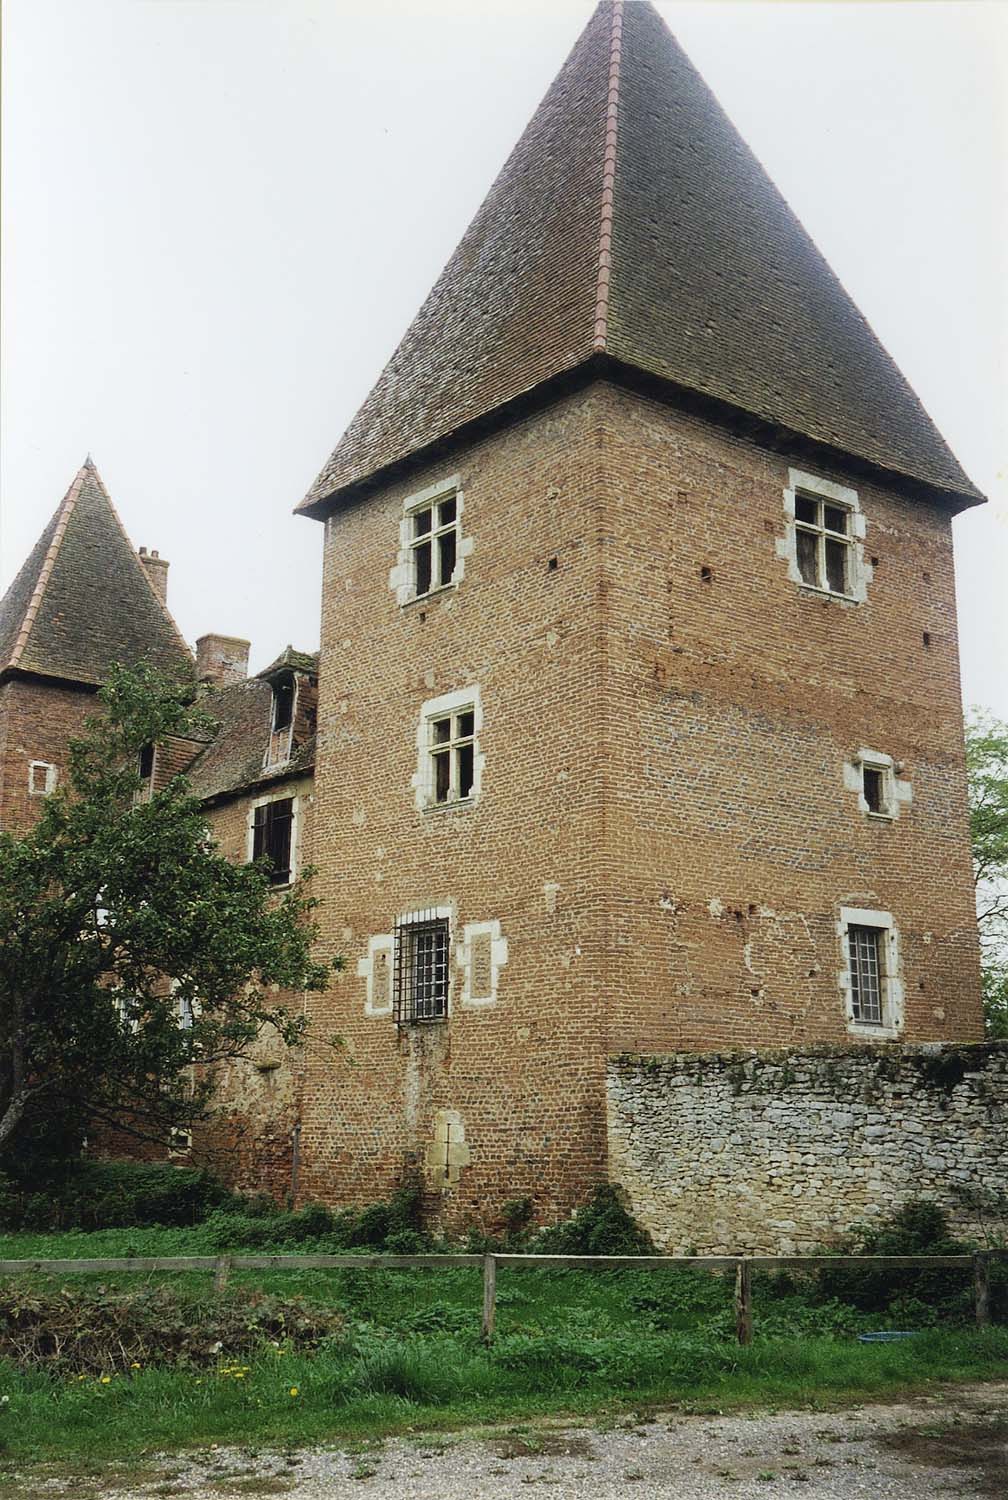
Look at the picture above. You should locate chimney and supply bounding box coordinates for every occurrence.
[138,546,169,605]
[196,633,251,688]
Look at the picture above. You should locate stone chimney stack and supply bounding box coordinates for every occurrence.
[138,546,169,605]
[196,633,251,688]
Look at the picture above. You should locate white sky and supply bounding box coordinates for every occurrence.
[3,0,1006,714]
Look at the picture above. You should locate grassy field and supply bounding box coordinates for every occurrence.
[0,1226,1006,1469]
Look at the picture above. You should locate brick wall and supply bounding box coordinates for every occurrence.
[0,676,97,833]
[608,1043,1008,1252]
[301,377,981,1228]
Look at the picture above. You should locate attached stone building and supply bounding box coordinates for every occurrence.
[291,0,985,1228]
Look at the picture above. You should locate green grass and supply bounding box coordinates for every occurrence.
[0,1227,1005,1469]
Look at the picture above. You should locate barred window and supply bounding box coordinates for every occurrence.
[394,913,450,1024]
[848,924,883,1025]
[251,797,294,885]
[409,493,458,598]
[794,492,853,595]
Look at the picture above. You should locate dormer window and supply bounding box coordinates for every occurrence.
[138,743,155,780]
[272,680,294,734]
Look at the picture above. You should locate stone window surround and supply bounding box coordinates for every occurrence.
[246,787,301,889]
[28,760,57,796]
[842,748,913,822]
[837,905,904,1040]
[457,919,509,1007]
[778,468,871,603]
[360,907,457,1020]
[389,473,474,608]
[413,685,485,812]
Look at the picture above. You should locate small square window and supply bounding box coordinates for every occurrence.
[28,761,57,796]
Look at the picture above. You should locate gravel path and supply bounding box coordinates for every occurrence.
[16,1382,1008,1499]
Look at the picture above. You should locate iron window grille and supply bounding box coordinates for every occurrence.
[848,924,884,1025]
[428,708,476,805]
[409,493,458,597]
[794,492,853,595]
[251,797,294,885]
[394,912,450,1024]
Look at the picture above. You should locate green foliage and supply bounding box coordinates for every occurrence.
[0,1161,242,1232]
[0,663,338,1167]
[531,1185,656,1257]
[966,712,1008,1035]
[0,1280,344,1374]
[203,1180,428,1253]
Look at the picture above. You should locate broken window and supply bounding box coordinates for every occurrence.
[863,766,884,813]
[251,797,294,885]
[394,912,450,1023]
[794,492,853,595]
[848,925,883,1025]
[271,679,294,733]
[28,761,57,796]
[428,707,476,805]
[409,493,459,598]
[858,754,896,818]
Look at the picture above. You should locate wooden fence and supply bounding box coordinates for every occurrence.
[0,1249,1002,1346]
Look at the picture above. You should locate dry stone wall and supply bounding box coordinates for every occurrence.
[607,1043,1008,1253]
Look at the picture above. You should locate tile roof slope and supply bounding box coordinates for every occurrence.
[0,460,193,685]
[299,0,981,517]
[186,675,315,803]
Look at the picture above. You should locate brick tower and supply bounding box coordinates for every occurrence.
[295,1,984,1227]
[0,460,192,834]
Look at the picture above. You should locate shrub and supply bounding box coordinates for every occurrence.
[0,1161,240,1232]
[531,1185,655,1257]
[0,1280,345,1375]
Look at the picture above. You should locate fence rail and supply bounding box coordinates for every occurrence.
[0,1249,1002,1345]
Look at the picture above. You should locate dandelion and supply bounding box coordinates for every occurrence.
[289,1387,299,1398]
[130,1362,141,1370]
[99,1376,111,1385]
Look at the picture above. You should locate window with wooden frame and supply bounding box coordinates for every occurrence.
[408,491,459,598]
[393,911,450,1024]
[793,491,854,595]
[251,796,294,885]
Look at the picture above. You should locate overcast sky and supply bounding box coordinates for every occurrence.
[3,0,1006,714]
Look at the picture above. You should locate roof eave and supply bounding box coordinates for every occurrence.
[296,355,985,522]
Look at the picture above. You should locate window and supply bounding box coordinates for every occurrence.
[138,744,155,780]
[415,687,482,810]
[793,491,853,594]
[176,994,195,1031]
[28,761,57,796]
[839,907,903,1037]
[862,766,885,814]
[779,469,869,602]
[251,796,294,885]
[848,925,883,1025]
[394,911,450,1024]
[429,708,475,804]
[271,680,294,733]
[409,492,458,598]
[390,476,469,607]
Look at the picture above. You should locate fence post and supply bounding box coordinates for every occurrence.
[735,1258,753,1346]
[213,1254,232,1294]
[481,1252,497,1344]
[974,1252,991,1329]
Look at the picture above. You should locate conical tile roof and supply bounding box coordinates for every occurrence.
[299,0,981,517]
[0,460,193,686]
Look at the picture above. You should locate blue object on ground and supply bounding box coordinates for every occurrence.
[857,1331,920,1343]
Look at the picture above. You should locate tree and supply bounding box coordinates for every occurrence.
[965,712,1008,1038]
[0,664,336,1167]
